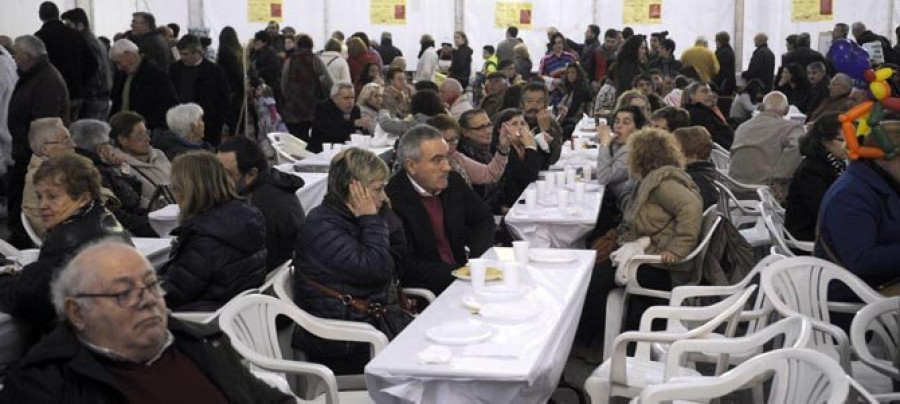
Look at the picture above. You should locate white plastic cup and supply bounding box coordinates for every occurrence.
[558,189,570,210]
[512,241,530,265]
[524,189,537,210]
[545,172,556,188]
[468,258,488,293]
[582,164,593,181]
[566,167,577,187]
[504,262,521,290]
[536,180,547,196]
[556,171,566,188]
[322,143,334,151]
[575,181,586,202]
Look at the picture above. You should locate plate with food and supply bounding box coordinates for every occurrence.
[452,265,504,281]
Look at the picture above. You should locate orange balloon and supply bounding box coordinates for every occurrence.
[841,100,874,122]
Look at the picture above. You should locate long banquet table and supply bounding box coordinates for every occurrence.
[365,247,596,403]
[504,181,603,248]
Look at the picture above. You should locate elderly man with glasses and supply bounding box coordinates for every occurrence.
[0,241,295,402]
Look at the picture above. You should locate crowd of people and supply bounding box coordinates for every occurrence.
[0,1,899,400]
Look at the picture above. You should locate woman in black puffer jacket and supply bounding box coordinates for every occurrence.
[160,151,266,312]
[292,147,407,375]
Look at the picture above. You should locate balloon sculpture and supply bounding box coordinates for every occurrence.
[834,39,899,160]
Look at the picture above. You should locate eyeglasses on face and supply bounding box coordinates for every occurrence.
[73,279,165,308]
[468,123,493,131]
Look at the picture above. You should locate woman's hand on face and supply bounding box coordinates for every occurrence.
[347,180,377,217]
[597,123,612,147]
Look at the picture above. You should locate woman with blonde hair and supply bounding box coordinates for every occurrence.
[357,82,386,134]
[615,90,651,122]
[292,147,409,374]
[161,151,266,311]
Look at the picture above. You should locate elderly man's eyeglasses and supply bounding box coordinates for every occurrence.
[74,279,165,308]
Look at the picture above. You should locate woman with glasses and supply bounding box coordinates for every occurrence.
[160,152,266,312]
[21,118,77,238]
[491,108,541,213]
[292,147,408,374]
[0,153,132,331]
[109,111,171,209]
[426,114,509,187]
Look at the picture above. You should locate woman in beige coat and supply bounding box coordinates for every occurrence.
[577,128,702,360]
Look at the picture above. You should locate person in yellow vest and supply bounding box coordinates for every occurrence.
[680,37,719,84]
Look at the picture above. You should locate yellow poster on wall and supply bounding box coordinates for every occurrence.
[494,2,532,29]
[371,0,407,25]
[248,0,282,23]
[792,0,833,22]
[623,0,662,25]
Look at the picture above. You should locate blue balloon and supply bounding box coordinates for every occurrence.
[831,39,871,81]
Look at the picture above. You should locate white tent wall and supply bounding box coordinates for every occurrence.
[2,0,74,40]
[741,0,896,74]
[463,0,594,74]
[202,0,325,51]
[89,0,189,40]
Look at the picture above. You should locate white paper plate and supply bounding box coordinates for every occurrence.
[462,295,543,324]
[529,249,578,264]
[426,320,492,345]
[474,284,533,303]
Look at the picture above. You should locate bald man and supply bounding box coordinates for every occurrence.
[0,242,294,402]
[742,33,776,93]
[729,91,803,200]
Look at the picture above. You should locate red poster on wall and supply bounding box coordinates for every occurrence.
[395,4,405,19]
[271,3,282,18]
[520,9,532,25]
[820,0,833,15]
[648,4,661,19]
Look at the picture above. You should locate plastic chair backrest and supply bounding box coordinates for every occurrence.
[273,264,294,302]
[710,147,730,172]
[639,348,851,404]
[760,201,797,257]
[261,260,292,295]
[712,181,760,229]
[20,211,42,247]
[850,296,900,381]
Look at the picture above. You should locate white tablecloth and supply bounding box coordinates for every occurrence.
[133,237,173,268]
[293,145,394,170]
[365,247,596,404]
[504,182,603,248]
[275,164,329,212]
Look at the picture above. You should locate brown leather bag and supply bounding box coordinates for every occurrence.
[591,228,620,263]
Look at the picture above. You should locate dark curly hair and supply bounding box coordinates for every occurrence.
[800,112,842,158]
[410,89,445,116]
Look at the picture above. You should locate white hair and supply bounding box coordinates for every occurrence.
[28,117,65,155]
[70,119,111,152]
[13,35,47,58]
[166,103,204,138]
[762,91,790,115]
[109,38,139,59]
[357,82,384,107]
[331,82,354,97]
[50,240,139,319]
[440,78,463,96]
[694,36,708,47]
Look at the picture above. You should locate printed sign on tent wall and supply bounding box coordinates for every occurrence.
[495,2,532,29]
[371,0,407,25]
[248,0,283,22]
[623,0,662,25]
[792,0,833,22]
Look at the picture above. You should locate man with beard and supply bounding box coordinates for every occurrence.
[520,83,562,169]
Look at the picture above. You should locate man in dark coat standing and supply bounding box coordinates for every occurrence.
[714,31,736,95]
[169,35,230,146]
[218,137,306,273]
[310,82,369,153]
[386,125,495,295]
[852,22,897,65]
[378,32,403,66]
[34,1,95,121]
[282,34,332,143]
[128,11,172,69]
[110,38,178,131]
[742,33,776,93]
[782,33,826,70]
[6,35,69,248]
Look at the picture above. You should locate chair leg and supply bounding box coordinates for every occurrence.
[603,288,625,362]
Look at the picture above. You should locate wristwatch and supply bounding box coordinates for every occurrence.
[498,146,511,156]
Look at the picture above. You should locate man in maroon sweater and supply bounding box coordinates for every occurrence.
[386,125,496,295]
[0,242,293,403]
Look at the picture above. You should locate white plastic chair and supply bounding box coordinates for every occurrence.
[585,286,756,404]
[269,132,314,164]
[602,211,722,361]
[20,211,42,247]
[761,256,886,372]
[636,348,853,404]
[0,238,19,258]
[851,297,900,402]
[218,294,387,404]
[710,144,730,173]
[260,259,292,295]
[171,288,260,324]
[757,188,813,257]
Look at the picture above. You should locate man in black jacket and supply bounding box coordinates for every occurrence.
[386,125,495,295]
[310,82,369,153]
[0,242,293,403]
[170,34,230,146]
[852,22,897,65]
[109,38,178,131]
[378,31,403,66]
[742,33,776,93]
[782,32,826,71]
[128,11,172,69]
[714,31,736,96]
[35,1,95,121]
[7,35,69,248]
[218,137,306,273]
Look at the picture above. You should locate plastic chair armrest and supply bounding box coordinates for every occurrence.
[402,288,436,303]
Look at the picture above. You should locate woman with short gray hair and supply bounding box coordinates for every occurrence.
[151,103,210,160]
